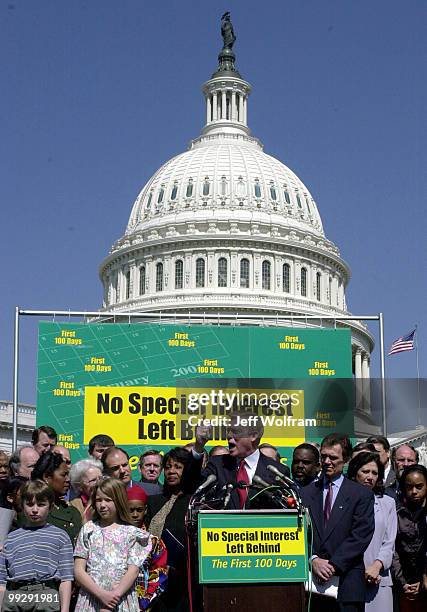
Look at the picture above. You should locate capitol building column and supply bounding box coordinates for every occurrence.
[164,256,171,291]
[206,95,211,124]
[113,269,119,303]
[212,91,218,121]
[221,90,226,119]
[207,252,215,288]
[238,94,243,124]
[362,354,371,413]
[184,254,191,289]
[231,91,237,121]
[231,252,238,288]
[354,349,363,412]
[145,258,153,295]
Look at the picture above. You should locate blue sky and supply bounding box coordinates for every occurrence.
[1,1,426,410]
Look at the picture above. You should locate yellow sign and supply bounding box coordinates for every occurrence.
[200,527,305,557]
[83,385,309,446]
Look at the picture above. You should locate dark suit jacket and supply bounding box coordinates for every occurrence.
[145,493,192,610]
[202,452,291,510]
[300,476,375,603]
[384,467,396,488]
[146,492,191,550]
[384,482,399,500]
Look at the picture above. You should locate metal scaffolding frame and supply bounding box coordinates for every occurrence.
[12,307,387,450]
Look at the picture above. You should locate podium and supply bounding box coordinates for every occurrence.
[196,509,307,612]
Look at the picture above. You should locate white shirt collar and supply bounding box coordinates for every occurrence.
[323,473,344,488]
[242,449,260,470]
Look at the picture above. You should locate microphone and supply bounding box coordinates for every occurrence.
[252,474,273,489]
[222,482,235,508]
[251,475,287,507]
[266,465,302,505]
[193,474,217,496]
[266,464,294,486]
[272,476,295,496]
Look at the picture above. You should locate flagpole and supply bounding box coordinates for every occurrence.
[379,313,387,437]
[415,325,421,428]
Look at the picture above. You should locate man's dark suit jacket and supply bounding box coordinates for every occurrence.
[202,452,291,510]
[384,467,396,488]
[384,468,400,500]
[300,477,375,603]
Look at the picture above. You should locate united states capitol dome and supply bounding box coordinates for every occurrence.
[125,135,326,240]
[99,20,374,369]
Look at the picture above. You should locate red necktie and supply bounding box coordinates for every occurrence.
[324,481,333,525]
[237,460,249,508]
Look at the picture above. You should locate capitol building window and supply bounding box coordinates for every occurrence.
[175,260,183,289]
[156,263,163,292]
[316,272,322,301]
[196,258,205,288]
[218,258,228,288]
[283,264,290,293]
[186,179,194,198]
[301,267,307,297]
[262,261,271,291]
[171,182,178,200]
[240,259,250,289]
[139,266,146,296]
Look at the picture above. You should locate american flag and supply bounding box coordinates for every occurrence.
[388,329,416,356]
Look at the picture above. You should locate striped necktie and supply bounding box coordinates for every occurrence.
[323,481,333,525]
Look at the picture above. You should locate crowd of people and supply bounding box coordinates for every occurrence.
[0,424,426,612]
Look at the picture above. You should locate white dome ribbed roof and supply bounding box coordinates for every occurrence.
[125,134,324,237]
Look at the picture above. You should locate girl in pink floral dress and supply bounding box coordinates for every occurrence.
[74,478,152,612]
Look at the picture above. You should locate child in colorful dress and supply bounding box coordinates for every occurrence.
[126,487,168,610]
[74,477,152,612]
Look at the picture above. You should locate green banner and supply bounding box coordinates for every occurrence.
[198,511,308,583]
[37,322,352,464]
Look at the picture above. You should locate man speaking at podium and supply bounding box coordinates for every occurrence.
[193,413,291,509]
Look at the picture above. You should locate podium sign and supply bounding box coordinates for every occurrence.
[198,510,308,584]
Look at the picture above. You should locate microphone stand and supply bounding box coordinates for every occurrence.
[271,476,305,527]
[249,482,289,510]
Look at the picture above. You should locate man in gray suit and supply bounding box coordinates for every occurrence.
[366,436,395,487]
[384,443,419,500]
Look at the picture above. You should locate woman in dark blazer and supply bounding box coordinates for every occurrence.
[30,451,82,546]
[146,447,197,612]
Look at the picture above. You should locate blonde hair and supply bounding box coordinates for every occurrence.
[90,477,133,525]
